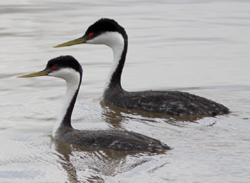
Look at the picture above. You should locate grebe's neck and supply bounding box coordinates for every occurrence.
[87,31,128,92]
[52,69,81,137]
[105,32,127,91]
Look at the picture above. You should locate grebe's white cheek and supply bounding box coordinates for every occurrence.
[48,70,65,79]
[48,68,80,82]
[86,36,106,45]
[48,70,59,77]
[86,32,124,49]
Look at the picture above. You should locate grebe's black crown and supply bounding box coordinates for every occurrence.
[46,55,82,74]
[85,18,127,39]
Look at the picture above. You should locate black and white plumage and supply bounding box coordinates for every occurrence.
[19,56,170,152]
[54,18,229,116]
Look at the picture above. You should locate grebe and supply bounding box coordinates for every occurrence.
[19,56,170,152]
[54,18,229,116]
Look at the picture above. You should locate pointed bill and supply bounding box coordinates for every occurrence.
[18,70,49,78]
[53,37,87,48]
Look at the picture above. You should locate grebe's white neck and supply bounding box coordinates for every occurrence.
[50,68,81,138]
[86,32,125,91]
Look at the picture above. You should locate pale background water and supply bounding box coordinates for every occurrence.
[0,0,250,182]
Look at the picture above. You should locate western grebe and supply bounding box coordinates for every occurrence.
[19,56,170,152]
[54,18,229,116]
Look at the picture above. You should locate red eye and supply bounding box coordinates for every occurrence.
[89,32,94,37]
[51,66,56,70]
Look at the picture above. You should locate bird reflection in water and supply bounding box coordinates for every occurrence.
[99,100,215,128]
[51,139,155,183]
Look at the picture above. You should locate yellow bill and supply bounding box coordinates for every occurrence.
[53,37,87,48]
[18,71,49,78]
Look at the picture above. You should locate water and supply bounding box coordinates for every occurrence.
[1,0,250,182]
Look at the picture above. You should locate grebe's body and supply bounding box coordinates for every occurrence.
[19,56,170,152]
[103,88,228,116]
[54,18,229,116]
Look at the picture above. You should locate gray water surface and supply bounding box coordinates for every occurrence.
[1,0,250,182]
